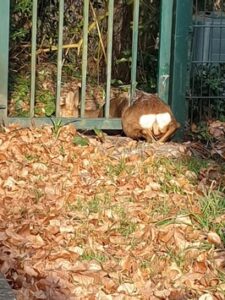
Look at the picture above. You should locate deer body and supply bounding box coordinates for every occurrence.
[121,92,180,142]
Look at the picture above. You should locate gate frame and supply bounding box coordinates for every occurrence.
[170,0,193,133]
[0,0,10,122]
[158,0,193,133]
[0,0,192,131]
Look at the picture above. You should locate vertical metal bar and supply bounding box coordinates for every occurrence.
[105,0,114,118]
[0,1,10,122]
[130,0,140,103]
[199,0,206,100]
[30,0,38,117]
[217,8,223,119]
[158,0,174,104]
[81,0,89,118]
[56,0,64,117]
[170,0,193,133]
[190,98,193,124]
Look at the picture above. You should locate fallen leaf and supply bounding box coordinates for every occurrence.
[198,294,214,300]
[117,283,137,295]
[207,232,222,246]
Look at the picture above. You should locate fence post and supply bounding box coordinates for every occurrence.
[80,0,89,118]
[130,0,140,103]
[0,1,10,123]
[158,0,174,104]
[30,0,38,117]
[105,0,114,118]
[170,0,193,132]
[56,0,65,117]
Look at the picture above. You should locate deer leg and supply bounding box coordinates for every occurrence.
[141,129,156,143]
[157,123,178,143]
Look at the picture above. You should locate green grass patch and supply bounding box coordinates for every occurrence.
[193,190,225,238]
[106,158,134,177]
[81,250,107,263]
[118,219,136,237]
[180,157,210,175]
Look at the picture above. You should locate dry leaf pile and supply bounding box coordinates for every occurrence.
[0,124,225,300]
[188,120,225,161]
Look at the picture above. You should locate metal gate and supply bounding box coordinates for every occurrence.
[0,1,191,130]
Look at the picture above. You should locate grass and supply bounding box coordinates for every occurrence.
[33,189,44,204]
[118,219,136,237]
[160,175,186,194]
[192,190,225,239]
[9,74,30,117]
[152,156,210,177]
[183,157,210,175]
[66,155,225,241]
[67,198,86,212]
[151,198,171,217]
[51,118,63,138]
[217,270,225,291]
[81,250,107,263]
[106,158,134,177]
[166,249,185,269]
[59,145,66,157]
[87,197,101,214]
[24,153,40,162]
[67,193,112,216]
[9,73,56,117]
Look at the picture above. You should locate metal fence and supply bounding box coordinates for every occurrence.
[0,0,192,130]
[187,0,225,123]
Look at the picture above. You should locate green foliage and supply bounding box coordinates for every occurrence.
[193,190,225,233]
[118,219,136,237]
[191,64,225,97]
[73,136,90,146]
[116,50,132,65]
[50,118,63,138]
[10,0,32,41]
[12,0,32,14]
[93,128,106,142]
[191,122,214,143]
[182,157,209,175]
[38,91,55,116]
[136,1,159,92]
[9,74,30,117]
[81,250,107,262]
[189,62,225,123]
[106,158,133,177]
[87,197,100,214]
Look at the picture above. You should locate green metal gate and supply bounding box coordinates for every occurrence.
[0,0,192,131]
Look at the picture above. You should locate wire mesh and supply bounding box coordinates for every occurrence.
[187,0,225,123]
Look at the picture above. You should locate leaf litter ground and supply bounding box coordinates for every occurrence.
[0,124,225,300]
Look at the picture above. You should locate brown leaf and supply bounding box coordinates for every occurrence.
[193,261,208,274]
[24,264,39,277]
[72,274,95,286]
[102,277,117,293]
[117,283,137,295]
[207,232,222,246]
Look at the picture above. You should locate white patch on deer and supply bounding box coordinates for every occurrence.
[156,112,171,130]
[139,114,156,129]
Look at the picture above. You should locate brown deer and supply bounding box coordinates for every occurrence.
[111,91,180,142]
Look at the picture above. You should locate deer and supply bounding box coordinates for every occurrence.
[110,90,180,142]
